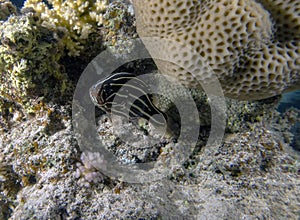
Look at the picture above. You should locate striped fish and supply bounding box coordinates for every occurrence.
[89,72,167,128]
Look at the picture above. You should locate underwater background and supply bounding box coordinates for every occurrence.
[0,0,299,219]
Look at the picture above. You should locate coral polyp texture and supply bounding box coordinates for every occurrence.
[132,0,300,100]
[24,0,108,56]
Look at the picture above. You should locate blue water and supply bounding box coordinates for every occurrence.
[12,0,24,8]
[278,91,300,112]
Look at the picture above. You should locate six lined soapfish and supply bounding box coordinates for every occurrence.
[89,72,167,128]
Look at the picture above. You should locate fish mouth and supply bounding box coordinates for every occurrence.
[89,85,100,106]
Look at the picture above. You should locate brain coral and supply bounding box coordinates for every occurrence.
[132,0,300,100]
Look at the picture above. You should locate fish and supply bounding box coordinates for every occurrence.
[89,72,167,128]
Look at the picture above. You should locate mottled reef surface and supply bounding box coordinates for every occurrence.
[0,99,300,219]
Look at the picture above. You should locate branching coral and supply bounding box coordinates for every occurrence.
[132,0,300,100]
[24,0,108,56]
[0,13,69,113]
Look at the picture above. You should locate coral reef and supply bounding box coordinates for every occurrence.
[132,0,300,100]
[24,0,108,56]
[0,103,79,218]
[75,151,106,187]
[0,154,21,208]
[101,0,137,57]
[149,69,280,132]
[0,0,136,130]
[0,99,298,219]
[0,12,70,116]
[0,0,299,219]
